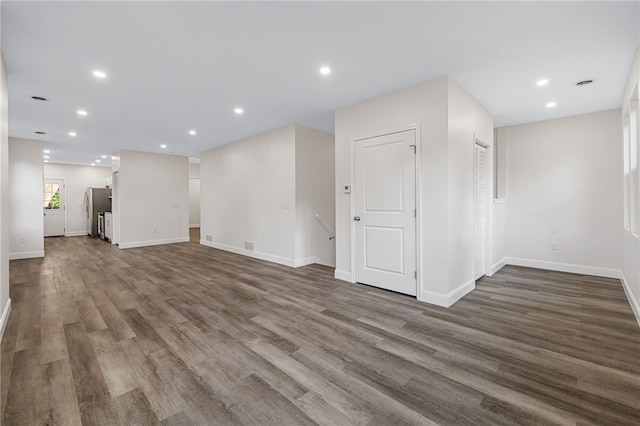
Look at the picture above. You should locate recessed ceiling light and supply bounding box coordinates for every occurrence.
[95,160,101,163]
[320,66,331,75]
[31,96,48,101]
[536,79,549,86]
[44,160,49,163]
[43,149,50,154]
[91,163,95,166]
[234,107,244,115]
[77,110,88,116]
[101,155,107,159]
[34,131,46,135]
[68,131,77,137]
[92,70,107,79]
[43,155,50,159]
[189,130,197,135]
[160,144,167,149]
[546,101,557,108]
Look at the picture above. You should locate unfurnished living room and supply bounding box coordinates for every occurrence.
[0,1,639,425]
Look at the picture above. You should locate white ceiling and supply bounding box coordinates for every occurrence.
[2,1,638,167]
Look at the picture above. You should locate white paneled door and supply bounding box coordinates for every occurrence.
[43,178,65,237]
[474,143,487,279]
[354,129,416,296]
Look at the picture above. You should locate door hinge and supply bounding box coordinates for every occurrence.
[414,209,416,217]
[414,271,417,279]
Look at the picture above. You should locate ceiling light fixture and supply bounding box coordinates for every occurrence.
[95,160,101,163]
[43,149,50,154]
[44,160,49,163]
[546,101,557,108]
[160,144,167,149]
[189,130,197,135]
[31,96,48,101]
[43,155,50,159]
[77,110,88,116]
[101,155,107,159]
[320,66,331,75]
[234,107,244,115]
[91,163,95,166]
[92,70,107,79]
[536,79,549,86]
[68,131,77,137]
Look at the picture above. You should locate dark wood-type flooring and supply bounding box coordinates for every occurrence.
[1,229,640,425]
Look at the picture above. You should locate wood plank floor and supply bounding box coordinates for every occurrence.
[1,229,639,425]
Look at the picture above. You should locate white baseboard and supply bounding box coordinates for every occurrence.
[490,257,508,275]
[119,236,190,249]
[420,279,475,308]
[9,250,45,260]
[503,257,621,279]
[189,224,200,229]
[0,298,11,342]
[334,269,353,283]
[200,240,298,268]
[65,231,87,237]
[294,256,321,268]
[619,272,640,328]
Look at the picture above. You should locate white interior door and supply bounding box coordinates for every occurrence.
[43,178,65,237]
[474,143,487,279]
[354,129,416,296]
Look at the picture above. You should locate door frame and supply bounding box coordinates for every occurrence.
[349,124,422,297]
[472,136,493,280]
[43,177,67,237]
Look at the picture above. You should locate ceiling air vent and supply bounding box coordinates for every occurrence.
[575,79,594,86]
[31,96,48,101]
[34,131,46,135]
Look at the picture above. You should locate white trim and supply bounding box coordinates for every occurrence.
[334,269,354,283]
[619,272,640,328]
[200,239,297,268]
[491,257,508,275]
[9,250,45,260]
[420,279,475,308]
[503,257,621,279]
[294,256,321,268]
[189,224,200,229]
[119,236,190,249]
[0,298,11,341]
[493,198,507,204]
[65,231,87,237]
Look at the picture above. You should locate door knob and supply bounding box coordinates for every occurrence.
[354,216,360,221]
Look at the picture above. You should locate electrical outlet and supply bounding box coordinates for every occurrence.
[205,234,213,242]
[244,241,255,251]
[19,237,25,244]
[551,242,558,250]
[152,228,157,234]
[262,236,267,243]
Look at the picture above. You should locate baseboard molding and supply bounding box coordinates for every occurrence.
[200,240,298,268]
[65,231,87,237]
[503,257,621,279]
[9,250,45,260]
[294,256,321,268]
[334,269,353,283]
[0,298,11,342]
[620,272,640,329]
[420,278,475,308]
[490,257,508,275]
[119,236,190,249]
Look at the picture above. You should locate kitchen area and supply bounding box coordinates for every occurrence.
[86,184,112,242]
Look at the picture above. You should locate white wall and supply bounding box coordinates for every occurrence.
[295,125,335,267]
[43,163,112,236]
[189,163,200,228]
[9,138,44,259]
[0,52,10,338]
[335,77,493,307]
[118,150,189,249]
[201,125,297,264]
[497,110,622,277]
[622,45,640,326]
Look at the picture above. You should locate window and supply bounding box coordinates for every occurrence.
[43,182,61,209]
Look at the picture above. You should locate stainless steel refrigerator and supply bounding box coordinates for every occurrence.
[85,187,111,237]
